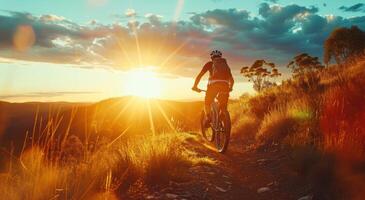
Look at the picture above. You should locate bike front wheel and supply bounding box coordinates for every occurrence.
[215,110,231,153]
[200,110,214,142]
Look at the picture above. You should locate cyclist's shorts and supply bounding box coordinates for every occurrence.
[205,82,229,110]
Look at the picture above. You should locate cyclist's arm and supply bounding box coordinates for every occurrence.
[193,63,209,88]
[228,70,234,91]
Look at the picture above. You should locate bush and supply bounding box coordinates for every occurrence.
[229,96,260,140]
[256,107,298,147]
[256,100,314,147]
[321,74,365,161]
[248,92,277,120]
[231,115,259,140]
[139,134,192,184]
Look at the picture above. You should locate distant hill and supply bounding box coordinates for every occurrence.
[0,97,204,154]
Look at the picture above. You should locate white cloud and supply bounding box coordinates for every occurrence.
[125,8,136,17]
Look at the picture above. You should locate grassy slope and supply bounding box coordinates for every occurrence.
[0,98,209,199]
[230,57,365,199]
[1,59,364,199]
[0,97,203,153]
[0,129,213,199]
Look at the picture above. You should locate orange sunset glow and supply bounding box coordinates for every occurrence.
[1,1,365,200]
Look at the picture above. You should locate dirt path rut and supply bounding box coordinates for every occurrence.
[129,132,312,200]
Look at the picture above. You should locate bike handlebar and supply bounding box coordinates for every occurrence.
[192,88,206,93]
[193,88,231,93]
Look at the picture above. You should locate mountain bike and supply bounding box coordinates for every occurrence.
[196,89,231,153]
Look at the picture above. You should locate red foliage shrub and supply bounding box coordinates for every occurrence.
[321,78,365,160]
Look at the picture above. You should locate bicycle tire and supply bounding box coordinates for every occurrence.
[216,110,231,153]
[200,110,214,142]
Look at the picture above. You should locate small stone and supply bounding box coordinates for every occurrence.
[182,192,192,196]
[257,187,271,194]
[267,182,274,186]
[225,181,232,185]
[215,186,228,192]
[298,195,313,200]
[257,159,268,162]
[166,193,178,198]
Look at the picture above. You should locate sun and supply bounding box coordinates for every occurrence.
[124,68,161,98]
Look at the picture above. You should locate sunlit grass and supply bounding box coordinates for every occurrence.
[229,56,365,198]
[0,104,214,199]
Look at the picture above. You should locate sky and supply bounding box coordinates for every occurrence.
[1,0,365,102]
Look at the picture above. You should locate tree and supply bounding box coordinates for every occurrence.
[287,53,324,91]
[324,26,365,65]
[241,60,281,92]
[287,53,324,77]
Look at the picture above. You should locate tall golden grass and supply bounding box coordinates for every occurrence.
[232,57,365,151]
[0,107,213,200]
[230,56,365,198]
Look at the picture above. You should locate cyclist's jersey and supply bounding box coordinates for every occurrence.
[202,59,232,85]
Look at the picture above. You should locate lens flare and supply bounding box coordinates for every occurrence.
[13,25,35,52]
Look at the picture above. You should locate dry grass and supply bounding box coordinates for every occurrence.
[320,61,365,161]
[256,106,297,145]
[232,57,365,153]
[229,95,259,139]
[229,57,365,198]
[0,110,212,200]
[236,57,365,199]
[256,99,314,146]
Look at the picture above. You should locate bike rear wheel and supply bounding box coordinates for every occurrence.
[200,110,214,142]
[215,110,231,153]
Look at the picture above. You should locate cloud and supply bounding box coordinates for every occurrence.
[125,8,137,17]
[0,11,128,64]
[40,14,65,22]
[0,6,364,77]
[339,3,365,12]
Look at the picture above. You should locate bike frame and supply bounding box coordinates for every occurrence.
[199,89,227,132]
[196,88,231,153]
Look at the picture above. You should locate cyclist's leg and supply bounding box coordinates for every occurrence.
[217,84,230,112]
[205,84,218,120]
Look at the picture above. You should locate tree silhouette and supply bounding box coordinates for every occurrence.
[324,26,365,65]
[287,53,324,91]
[241,60,281,92]
[287,53,324,77]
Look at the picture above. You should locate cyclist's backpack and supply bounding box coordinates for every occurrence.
[211,57,231,80]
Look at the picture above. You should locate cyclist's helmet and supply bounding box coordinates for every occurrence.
[210,50,222,59]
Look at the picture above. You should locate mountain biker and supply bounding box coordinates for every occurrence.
[192,50,234,126]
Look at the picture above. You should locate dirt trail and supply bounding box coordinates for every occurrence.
[128,132,311,200]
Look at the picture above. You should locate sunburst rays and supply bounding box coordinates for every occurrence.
[155,101,178,133]
[107,1,192,134]
[111,96,136,127]
[146,99,156,135]
[159,38,191,69]
[130,22,143,67]
[111,0,189,73]
[108,97,179,135]
[173,0,185,22]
